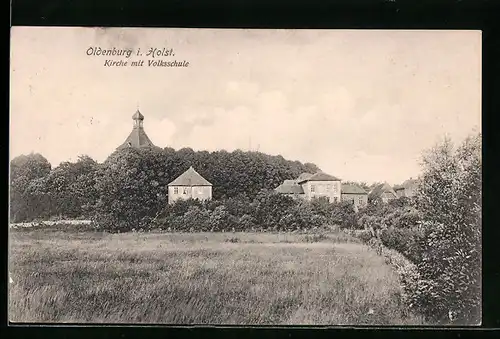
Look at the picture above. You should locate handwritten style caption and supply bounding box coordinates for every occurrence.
[86,47,190,68]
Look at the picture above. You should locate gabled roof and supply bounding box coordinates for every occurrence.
[341,184,367,195]
[402,178,419,188]
[168,166,212,186]
[297,173,313,182]
[297,171,341,183]
[394,178,419,191]
[275,181,305,194]
[369,182,398,199]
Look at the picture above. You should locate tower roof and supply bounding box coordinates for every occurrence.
[168,166,212,186]
[132,109,144,121]
[116,110,156,150]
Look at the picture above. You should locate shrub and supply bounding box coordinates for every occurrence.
[379,227,425,263]
[277,200,327,231]
[237,214,256,231]
[302,233,328,243]
[411,134,481,324]
[185,206,212,231]
[252,190,297,230]
[352,229,374,243]
[330,200,358,228]
[209,205,237,231]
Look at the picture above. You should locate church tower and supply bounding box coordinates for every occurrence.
[116,109,157,150]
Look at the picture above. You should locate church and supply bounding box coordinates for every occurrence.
[117,109,213,204]
[117,109,157,150]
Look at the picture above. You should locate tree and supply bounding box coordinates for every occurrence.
[10,153,52,222]
[252,190,297,230]
[412,133,481,324]
[91,148,169,232]
[303,162,321,174]
[41,155,100,218]
[10,153,51,182]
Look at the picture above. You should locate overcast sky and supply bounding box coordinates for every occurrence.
[10,27,481,185]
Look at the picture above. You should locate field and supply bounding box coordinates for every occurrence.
[9,225,425,325]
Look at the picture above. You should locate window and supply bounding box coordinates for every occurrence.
[326,185,332,192]
[333,184,338,193]
[359,197,364,204]
[333,197,338,203]
[174,187,178,194]
[183,187,188,195]
[198,187,203,194]
[311,185,315,193]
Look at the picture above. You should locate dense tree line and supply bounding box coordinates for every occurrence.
[9,148,320,223]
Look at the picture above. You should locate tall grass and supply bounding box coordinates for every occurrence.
[9,229,425,325]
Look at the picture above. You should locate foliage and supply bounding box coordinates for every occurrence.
[10,153,52,182]
[209,205,238,232]
[278,200,326,232]
[91,148,169,232]
[251,190,297,230]
[10,148,321,223]
[43,156,100,219]
[410,134,481,324]
[379,227,426,264]
[174,205,211,232]
[10,153,52,222]
[330,200,358,228]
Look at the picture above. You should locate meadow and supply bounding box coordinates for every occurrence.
[9,225,425,325]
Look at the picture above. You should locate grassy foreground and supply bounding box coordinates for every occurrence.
[9,227,425,325]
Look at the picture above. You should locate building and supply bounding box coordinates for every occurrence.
[117,109,157,150]
[275,171,342,203]
[274,179,306,200]
[394,178,419,198]
[297,172,342,203]
[341,183,368,210]
[368,182,399,203]
[167,166,213,204]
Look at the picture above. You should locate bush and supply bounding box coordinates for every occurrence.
[410,134,481,324]
[379,227,425,263]
[209,205,238,231]
[330,200,358,228]
[351,229,374,243]
[303,233,328,243]
[237,214,256,231]
[252,190,297,230]
[277,200,327,232]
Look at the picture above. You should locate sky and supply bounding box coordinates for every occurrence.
[10,27,481,185]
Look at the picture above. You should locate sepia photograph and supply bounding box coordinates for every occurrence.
[9,27,481,326]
